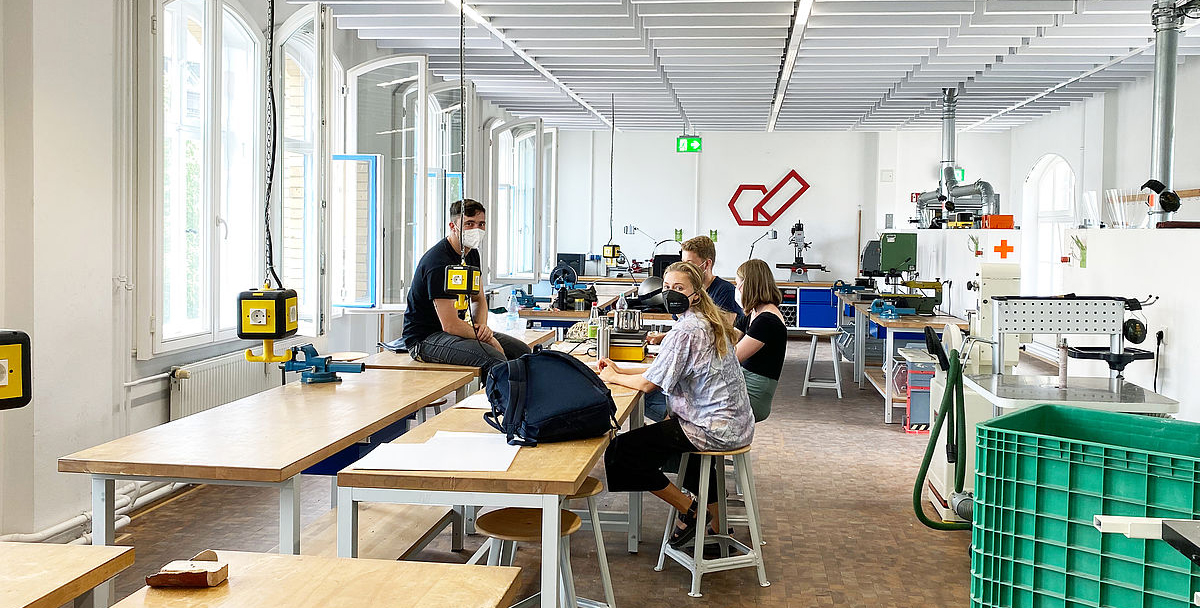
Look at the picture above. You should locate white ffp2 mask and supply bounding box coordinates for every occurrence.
[461,228,485,250]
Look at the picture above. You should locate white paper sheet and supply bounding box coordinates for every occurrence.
[453,393,494,410]
[588,360,652,372]
[349,431,520,472]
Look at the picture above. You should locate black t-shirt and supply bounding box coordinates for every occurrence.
[707,276,744,322]
[735,311,788,380]
[402,238,481,349]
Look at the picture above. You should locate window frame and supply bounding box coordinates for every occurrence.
[137,0,266,359]
[345,54,428,305]
[489,118,544,283]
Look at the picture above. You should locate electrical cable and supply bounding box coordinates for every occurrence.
[263,0,282,289]
[458,0,486,353]
[608,94,615,245]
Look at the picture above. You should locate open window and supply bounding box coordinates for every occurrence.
[347,56,426,305]
[490,119,544,282]
[426,82,466,253]
[330,154,381,308]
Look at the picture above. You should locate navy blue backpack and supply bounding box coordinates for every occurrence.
[484,350,618,446]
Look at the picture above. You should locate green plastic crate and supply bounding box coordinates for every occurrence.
[971,404,1200,608]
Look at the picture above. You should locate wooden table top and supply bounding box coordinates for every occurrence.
[59,370,475,483]
[338,388,641,496]
[0,542,134,608]
[364,329,556,375]
[112,550,520,608]
[866,310,968,330]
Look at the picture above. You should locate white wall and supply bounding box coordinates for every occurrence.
[556,128,1013,282]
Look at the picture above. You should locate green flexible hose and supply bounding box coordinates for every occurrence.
[913,349,972,531]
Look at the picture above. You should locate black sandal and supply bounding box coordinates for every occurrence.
[668,500,699,548]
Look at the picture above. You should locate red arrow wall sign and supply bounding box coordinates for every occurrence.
[726,169,810,226]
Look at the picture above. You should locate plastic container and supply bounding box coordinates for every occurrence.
[505,294,521,331]
[972,405,1200,608]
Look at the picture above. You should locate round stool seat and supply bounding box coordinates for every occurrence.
[805,329,840,337]
[567,476,603,500]
[692,445,751,456]
[475,508,581,542]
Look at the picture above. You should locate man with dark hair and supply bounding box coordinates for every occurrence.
[401,199,530,372]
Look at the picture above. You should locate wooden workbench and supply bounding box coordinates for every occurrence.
[336,389,644,608]
[58,367,476,591]
[518,285,636,323]
[0,542,134,608]
[362,328,556,378]
[112,550,521,608]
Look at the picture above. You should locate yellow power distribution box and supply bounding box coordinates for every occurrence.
[237,287,299,340]
[444,264,481,311]
[0,330,32,410]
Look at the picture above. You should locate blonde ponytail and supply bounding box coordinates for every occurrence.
[664,262,740,358]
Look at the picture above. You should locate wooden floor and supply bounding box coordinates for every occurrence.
[111,340,979,607]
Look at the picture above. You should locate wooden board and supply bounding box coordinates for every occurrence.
[363,329,555,373]
[338,390,641,496]
[362,352,480,376]
[864,368,907,404]
[58,370,475,483]
[867,311,968,330]
[277,504,454,561]
[0,542,134,608]
[112,550,520,608]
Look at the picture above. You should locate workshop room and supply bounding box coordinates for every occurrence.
[5,0,1200,606]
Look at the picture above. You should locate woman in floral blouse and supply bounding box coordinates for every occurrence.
[599,261,753,548]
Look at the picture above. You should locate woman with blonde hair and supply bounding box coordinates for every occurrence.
[734,259,788,422]
[599,261,753,547]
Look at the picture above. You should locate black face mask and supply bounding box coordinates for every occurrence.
[662,290,692,315]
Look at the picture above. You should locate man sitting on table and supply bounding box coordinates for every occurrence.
[401,199,530,373]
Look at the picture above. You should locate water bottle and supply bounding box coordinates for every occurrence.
[506,294,520,331]
[616,292,628,311]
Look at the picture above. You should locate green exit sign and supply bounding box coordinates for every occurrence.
[676,136,702,153]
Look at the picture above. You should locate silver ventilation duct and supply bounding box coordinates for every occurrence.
[915,88,1000,229]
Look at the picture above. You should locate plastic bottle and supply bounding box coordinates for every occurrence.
[506,294,520,331]
[616,292,628,311]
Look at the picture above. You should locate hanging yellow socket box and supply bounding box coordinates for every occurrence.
[0,329,32,410]
[602,244,622,266]
[237,287,298,340]
[444,265,481,296]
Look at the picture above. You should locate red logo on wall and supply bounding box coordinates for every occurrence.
[726,169,810,226]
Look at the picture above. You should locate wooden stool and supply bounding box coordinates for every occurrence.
[801,329,843,398]
[566,477,617,608]
[469,508,586,608]
[655,446,768,597]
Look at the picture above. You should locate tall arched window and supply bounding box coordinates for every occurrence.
[1022,154,1075,297]
[157,0,262,351]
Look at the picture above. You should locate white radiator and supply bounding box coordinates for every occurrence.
[169,352,282,420]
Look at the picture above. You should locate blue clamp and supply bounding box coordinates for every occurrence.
[283,344,365,384]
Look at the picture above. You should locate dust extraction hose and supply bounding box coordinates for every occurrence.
[913,349,972,531]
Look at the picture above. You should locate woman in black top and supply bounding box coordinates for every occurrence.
[734,259,788,421]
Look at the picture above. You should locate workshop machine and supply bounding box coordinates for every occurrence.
[775,221,828,282]
[860,233,943,315]
[917,293,1176,526]
[608,310,648,362]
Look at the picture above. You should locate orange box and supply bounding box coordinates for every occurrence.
[982,214,1014,229]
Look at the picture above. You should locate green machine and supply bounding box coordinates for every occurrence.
[861,232,917,277]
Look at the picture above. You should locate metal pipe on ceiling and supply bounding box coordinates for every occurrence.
[1150,0,1182,220]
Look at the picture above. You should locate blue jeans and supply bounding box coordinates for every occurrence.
[644,389,668,422]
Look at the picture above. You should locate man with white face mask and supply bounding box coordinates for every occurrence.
[401,199,531,373]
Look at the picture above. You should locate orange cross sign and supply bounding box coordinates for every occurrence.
[994,239,1014,259]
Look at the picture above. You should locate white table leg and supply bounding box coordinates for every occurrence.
[854,309,865,388]
[884,330,895,423]
[337,485,358,558]
[90,477,115,608]
[279,476,301,555]
[329,475,338,509]
[540,494,561,608]
[628,395,645,554]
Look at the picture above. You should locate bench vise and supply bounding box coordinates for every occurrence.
[284,344,365,384]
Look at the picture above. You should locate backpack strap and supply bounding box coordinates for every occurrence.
[505,356,534,446]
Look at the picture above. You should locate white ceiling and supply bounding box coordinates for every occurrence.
[296,0,1200,132]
